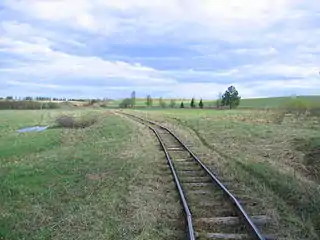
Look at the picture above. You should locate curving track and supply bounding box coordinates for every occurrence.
[122,112,274,240]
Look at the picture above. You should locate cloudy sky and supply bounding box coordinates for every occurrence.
[0,0,319,99]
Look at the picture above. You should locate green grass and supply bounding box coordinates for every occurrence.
[239,95,320,109]
[108,95,320,109]
[2,107,319,239]
[0,110,181,240]
[128,108,320,239]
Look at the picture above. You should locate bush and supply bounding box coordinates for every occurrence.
[281,99,308,116]
[293,137,320,181]
[160,101,167,108]
[309,108,320,117]
[280,98,320,116]
[269,110,286,124]
[307,102,320,117]
[270,98,320,124]
[56,114,98,128]
[56,115,76,128]
[119,98,132,108]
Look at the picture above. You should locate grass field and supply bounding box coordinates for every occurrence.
[108,95,320,109]
[1,106,320,239]
[127,108,320,240]
[0,110,182,240]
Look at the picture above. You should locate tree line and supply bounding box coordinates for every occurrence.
[0,96,111,103]
[0,101,59,110]
[119,85,241,109]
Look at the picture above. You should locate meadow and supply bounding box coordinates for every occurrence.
[1,98,320,239]
[128,108,320,240]
[0,109,182,240]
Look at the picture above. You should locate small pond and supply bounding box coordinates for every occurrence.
[17,126,49,133]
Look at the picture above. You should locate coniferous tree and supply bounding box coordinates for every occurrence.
[190,98,196,108]
[199,99,204,109]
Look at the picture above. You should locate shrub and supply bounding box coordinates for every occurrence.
[277,98,320,122]
[169,99,176,108]
[159,97,167,108]
[56,115,76,128]
[119,98,132,108]
[293,137,320,181]
[56,114,98,128]
[307,102,320,117]
[309,108,320,117]
[281,98,308,115]
[160,101,167,108]
[269,110,286,124]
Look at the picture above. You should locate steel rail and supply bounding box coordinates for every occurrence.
[123,113,196,240]
[122,112,265,240]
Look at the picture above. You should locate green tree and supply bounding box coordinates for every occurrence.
[119,98,132,108]
[169,99,176,108]
[146,95,153,107]
[131,91,136,108]
[24,96,33,101]
[180,102,184,108]
[190,97,196,108]
[159,97,167,108]
[199,99,204,109]
[221,86,241,109]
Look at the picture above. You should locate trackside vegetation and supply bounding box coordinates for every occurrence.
[1,90,319,239]
[129,108,320,239]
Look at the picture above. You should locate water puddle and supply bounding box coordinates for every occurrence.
[17,126,49,133]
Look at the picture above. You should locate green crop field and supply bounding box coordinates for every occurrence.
[239,95,320,108]
[125,108,320,240]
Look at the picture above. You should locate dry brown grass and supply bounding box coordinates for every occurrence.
[55,114,98,128]
[129,109,320,240]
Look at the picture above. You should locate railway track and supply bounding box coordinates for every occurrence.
[122,112,274,240]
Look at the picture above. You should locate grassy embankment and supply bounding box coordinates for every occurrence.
[0,109,182,240]
[128,108,320,240]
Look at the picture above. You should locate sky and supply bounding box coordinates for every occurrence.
[0,0,319,99]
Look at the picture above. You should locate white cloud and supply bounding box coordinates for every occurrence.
[238,63,319,79]
[0,21,176,86]
[233,47,278,56]
[251,79,320,91]
[1,0,320,98]
[165,82,255,99]
[2,0,301,40]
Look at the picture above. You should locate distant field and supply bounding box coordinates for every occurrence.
[108,95,320,109]
[239,95,320,108]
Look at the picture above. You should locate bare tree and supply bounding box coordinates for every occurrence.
[146,95,153,107]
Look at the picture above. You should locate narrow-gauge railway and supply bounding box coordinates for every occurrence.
[122,112,274,240]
